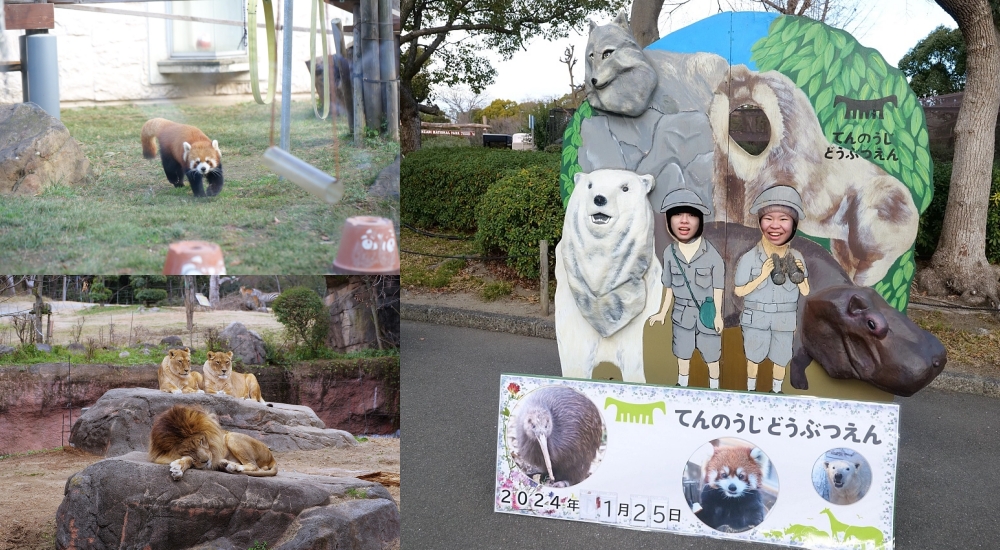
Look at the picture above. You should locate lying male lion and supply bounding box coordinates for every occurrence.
[149,405,277,480]
[202,350,266,402]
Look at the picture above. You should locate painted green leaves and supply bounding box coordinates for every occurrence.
[559,100,592,208]
[752,15,932,311]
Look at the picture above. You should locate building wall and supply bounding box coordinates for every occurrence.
[0,1,352,105]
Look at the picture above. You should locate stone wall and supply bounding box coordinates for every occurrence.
[0,357,399,453]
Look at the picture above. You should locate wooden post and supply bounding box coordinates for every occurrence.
[33,278,43,343]
[360,0,382,134]
[540,240,549,316]
[351,4,366,144]
[377,0,398,140]
[184,276,194,332]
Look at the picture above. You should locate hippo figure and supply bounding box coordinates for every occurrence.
[703,222,946,397]
[792,286,946,396]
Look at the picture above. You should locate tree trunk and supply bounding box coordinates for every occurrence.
[209,275,220,308]
[919,0,1000,307]
[401,80,422,153]
[184,276,195,331]
[630,0,665,48]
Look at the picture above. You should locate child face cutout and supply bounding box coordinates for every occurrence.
[670,212,700,243]
[760,212,794,246]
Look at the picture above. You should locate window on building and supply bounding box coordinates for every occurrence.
[168,0,245,58]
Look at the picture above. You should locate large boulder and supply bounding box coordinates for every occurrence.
[220,322,266,365]
[56,451,399,550]
[69,388,357,456]
[160,335,184,347]
[0,103,91,195]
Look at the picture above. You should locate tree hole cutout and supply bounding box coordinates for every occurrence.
[729,104,771,156]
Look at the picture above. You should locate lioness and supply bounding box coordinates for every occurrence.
[149,405,277,480]
[158,348,204,394]
[202,350,265,402]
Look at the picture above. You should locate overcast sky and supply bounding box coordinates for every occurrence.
[469,0,954,103]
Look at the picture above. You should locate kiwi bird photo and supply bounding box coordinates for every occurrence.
[512,385,605,487]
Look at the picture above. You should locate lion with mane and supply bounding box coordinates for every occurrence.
[158,348,204,394]
[149,405,278,480]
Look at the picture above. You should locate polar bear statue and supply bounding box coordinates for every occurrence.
[555,169,663,383]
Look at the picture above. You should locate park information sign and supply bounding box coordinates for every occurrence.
[495,375,899,549]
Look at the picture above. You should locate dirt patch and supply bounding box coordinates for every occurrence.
[0,438,400,549]
[908,304,1000,379]
[402,287,552,323]
[278,437,401,508]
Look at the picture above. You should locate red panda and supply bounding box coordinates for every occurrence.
[141,118,223,197]
[694,444,768,532]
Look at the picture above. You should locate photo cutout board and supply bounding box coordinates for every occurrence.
[555,11,944,401]
[495,375,900,549]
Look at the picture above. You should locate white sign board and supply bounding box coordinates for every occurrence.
[495,374,899,549]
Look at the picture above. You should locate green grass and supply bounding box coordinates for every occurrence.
[0,446,64,461]
[76,304,143,316]
[400,227,476,289]
[0,102,399,273]
[0,343,191,366]
[0,342,399,367]
[480,281,513,301]
[345,487,369,499]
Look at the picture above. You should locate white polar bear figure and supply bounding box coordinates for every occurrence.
[825,459,866,505]
[555,169,662,383]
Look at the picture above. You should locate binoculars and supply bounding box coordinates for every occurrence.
[770,253,805,285]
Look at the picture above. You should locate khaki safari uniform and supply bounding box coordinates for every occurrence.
[662,237,724,363]
[734,243,808,367]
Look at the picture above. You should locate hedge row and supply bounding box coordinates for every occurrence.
[401,148,560,232]
[475,165,563,279]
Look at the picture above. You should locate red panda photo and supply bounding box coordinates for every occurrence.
[141,118,223,197]
[692,442,773,532]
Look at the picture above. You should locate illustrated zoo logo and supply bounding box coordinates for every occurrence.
[834,95,898,120]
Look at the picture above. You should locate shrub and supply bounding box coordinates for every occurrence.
[474,165,563,279]
[134,288,167,306]
[916,161,1000,263]
[271,287,329,351]
[401,148,559,231]
[85,278,112,305]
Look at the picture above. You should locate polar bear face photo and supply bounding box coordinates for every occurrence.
[569,170,655,241]
[811,448,871,505]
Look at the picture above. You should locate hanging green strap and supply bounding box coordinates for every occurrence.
[309,0,331,119]
[671,244,717,329]
[248,0,277,105]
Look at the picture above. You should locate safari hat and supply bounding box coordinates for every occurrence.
[749,186,805,220]
[660,188,711,215]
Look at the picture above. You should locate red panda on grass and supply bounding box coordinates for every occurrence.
[694,444,769,532]
[141,118,223,197]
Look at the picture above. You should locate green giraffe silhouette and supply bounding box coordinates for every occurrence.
[820,508,885,549]
[603,398,666,424]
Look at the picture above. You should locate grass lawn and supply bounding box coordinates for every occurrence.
[0,101,398,273]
